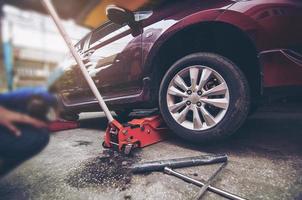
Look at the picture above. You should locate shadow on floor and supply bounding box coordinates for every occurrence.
[79,107,302,160]
[167,113,302,160]
[79,116,109,130]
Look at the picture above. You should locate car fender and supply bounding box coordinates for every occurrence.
[143,8,230,75]
[216,10,268,52]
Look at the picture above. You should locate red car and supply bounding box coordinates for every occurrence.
[50,0,302,142]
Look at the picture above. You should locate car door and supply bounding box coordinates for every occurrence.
[80,21,143,101]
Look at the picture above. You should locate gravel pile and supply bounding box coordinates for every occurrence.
[66,153,140,190]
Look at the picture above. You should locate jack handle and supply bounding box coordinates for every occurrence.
[41,0,114,123]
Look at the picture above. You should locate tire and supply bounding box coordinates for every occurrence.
[59,112,79,121]
[159,52,250,142]
[26,96,50,121]
[115,109,132,122]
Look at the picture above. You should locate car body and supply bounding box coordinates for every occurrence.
[49,0,302,141]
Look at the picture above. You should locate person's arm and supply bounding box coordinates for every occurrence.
[0,106,47,137]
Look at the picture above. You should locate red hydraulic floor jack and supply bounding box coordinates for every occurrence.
[42,0,167,154]
[104,115,168,154]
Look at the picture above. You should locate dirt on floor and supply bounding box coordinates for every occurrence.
[66,152,140,190]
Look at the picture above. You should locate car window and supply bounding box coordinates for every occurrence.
[134,11,153,21]
[89,22,123,46]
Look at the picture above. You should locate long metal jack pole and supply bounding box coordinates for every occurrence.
[41,0,114,123]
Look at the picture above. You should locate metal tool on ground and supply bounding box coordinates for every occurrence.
[41,0,167,154]
[131,154,227,173]
[194,162,227,200]
[164,167,247,200]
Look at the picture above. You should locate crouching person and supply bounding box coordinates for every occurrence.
[0,106,49,177]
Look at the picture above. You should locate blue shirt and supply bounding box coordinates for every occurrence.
[0,87,56,112]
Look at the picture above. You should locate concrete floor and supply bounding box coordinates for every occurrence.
[0,103,302,200]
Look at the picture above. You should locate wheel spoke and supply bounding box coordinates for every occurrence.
[190,67,199,89]
[168,86,188,98]
[174,75,188,91]
[198,68,212,90]
[167,65,229,131]
[200,106,216,126]
[202,82,227,97]
[169,100,187,113]
[200,98,228,109]
[192,106,203,129]
[176,106,190,124]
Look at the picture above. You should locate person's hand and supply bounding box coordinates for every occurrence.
[0,106,47,137]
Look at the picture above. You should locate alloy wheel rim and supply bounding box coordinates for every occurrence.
[166,65,230,131]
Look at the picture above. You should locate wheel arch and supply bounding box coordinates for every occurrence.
[146,21,262,105]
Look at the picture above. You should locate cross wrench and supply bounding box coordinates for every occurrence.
[164,167,247,200]
[194,162,227,200]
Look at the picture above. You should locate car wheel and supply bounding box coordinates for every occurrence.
[115,109,132,121]
[59,112,80,121]
[26,96,50,121]
[159,53,250,142]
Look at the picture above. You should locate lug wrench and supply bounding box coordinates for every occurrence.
[194,162,227,200]
[164,167,247,200]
